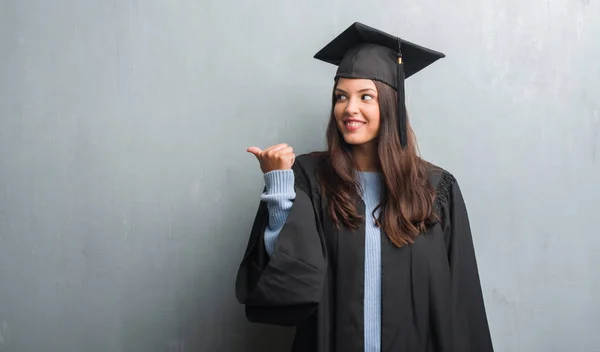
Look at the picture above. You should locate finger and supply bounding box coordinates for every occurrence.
[274,147,294,156]
[265,143,289,155]
[277,150,295,163]
[246,147,263,159]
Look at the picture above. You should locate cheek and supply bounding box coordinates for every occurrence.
[333,103,344,121]
[366,107,381,130]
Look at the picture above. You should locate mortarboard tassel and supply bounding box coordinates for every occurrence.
[397,38,408,149]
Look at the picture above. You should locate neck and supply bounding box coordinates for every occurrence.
[352,142,380,172]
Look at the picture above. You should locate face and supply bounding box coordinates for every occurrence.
[333,78,380,147]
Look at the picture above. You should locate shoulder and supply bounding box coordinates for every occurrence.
[422,160,459,211]
[423,160,456,189]
[293,152,327,172]
[291,151,328,192]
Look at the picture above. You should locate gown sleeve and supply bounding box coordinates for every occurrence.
[441,174,494,351]
[235,162,327,327]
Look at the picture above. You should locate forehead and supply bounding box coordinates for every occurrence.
[335,78,377,91]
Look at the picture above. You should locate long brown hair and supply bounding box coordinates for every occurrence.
[318,79,436,248]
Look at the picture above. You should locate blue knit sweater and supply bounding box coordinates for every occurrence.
[261,169,383,352]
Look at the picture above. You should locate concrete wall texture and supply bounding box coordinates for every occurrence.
[1,0,599,351]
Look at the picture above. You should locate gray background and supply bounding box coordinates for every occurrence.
[1,0,599,351]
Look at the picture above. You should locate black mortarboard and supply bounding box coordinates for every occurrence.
[314,22,445,148]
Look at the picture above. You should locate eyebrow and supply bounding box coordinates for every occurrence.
[335,88,377,94]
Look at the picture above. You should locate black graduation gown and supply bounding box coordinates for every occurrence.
[235,153,494,352]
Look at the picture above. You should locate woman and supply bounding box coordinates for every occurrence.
[235,22,494,352]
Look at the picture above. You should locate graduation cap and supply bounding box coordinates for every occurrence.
[314,22,445,148]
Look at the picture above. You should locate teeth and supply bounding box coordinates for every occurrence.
[346,122,363,127]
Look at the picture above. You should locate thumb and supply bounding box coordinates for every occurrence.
[246,147,262,159]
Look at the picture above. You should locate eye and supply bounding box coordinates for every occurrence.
[335,94,347,101]
[362,94,374,101]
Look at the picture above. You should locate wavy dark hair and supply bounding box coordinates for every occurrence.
[317,79,436,248]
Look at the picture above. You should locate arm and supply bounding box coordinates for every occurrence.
[261,170,296,256]
[235,161,326,326]
[444,177,494,351]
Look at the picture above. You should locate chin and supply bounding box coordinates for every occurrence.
[344,138,365,145]
[343,135,374,146]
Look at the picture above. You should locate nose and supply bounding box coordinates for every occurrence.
[344,97,359,116]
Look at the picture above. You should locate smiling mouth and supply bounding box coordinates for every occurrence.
[344,120,366,131]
